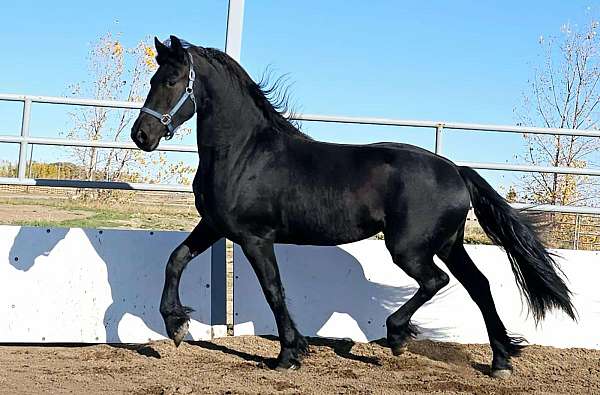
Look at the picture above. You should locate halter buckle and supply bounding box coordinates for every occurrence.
[160,114,172,125]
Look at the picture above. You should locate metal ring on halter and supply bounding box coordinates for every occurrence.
[160,114,172,125]
[140,51,197,140]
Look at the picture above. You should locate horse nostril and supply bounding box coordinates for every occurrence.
[136,129,148,144]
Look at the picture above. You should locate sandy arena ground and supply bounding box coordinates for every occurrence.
[0,336,597,394]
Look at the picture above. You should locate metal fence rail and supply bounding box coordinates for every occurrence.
[1,93,600,214]
[295,113,600,138]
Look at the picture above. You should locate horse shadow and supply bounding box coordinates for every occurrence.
[234,244,454,345]
[6,227,459,363]
[6,226,210,343]
[190,334,474,369]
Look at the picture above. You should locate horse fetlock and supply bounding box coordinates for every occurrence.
[295,335,309,355]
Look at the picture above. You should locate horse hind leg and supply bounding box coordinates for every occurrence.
[384,241,450,355]
[438,238,525,379]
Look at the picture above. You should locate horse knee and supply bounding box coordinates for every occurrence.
[420,270,449,297]
[389,251,450,298]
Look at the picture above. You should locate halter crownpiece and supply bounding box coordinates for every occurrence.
[140,51,197,140]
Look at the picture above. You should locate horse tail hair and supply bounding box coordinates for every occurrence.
[458,166,576,323]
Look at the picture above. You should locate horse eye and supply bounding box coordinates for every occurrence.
[166,80,177,87]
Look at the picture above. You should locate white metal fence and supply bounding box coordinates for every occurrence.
[1,92,600,215]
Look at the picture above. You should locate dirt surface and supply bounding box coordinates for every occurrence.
[0,336,597,394]
[0,204,94,223]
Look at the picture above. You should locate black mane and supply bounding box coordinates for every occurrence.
[164,39,310,140]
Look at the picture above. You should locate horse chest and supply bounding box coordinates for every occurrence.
[192,162,222,219]
[192,176,208,217]
[192,163,247,227]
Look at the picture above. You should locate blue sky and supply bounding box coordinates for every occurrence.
[0,1,597,189]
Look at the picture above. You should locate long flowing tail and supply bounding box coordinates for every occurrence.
[458,166,576,323]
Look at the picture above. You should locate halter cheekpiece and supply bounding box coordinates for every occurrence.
[140,52,196,140]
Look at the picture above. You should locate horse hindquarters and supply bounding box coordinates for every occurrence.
[382,167,470,355]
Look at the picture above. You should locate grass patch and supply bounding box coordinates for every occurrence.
[0,195,198,231]
[11,209,130,229]
[0,194,493,242]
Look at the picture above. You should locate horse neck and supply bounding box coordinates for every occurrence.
[195,80,267,150]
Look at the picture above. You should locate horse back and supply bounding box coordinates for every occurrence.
[207,135,468,245]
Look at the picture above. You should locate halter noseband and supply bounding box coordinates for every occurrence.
[140,52,196,140]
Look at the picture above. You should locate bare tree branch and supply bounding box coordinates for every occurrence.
[516,19,600,208]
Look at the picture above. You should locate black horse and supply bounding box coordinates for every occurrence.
[131,36,575,378]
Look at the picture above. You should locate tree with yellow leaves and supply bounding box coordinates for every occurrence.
[65,32,194,195]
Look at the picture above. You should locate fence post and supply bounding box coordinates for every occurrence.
[573,214,581,250]
[225,0,245,62]
[435,123,444,155]
[17,98,32,179]
[211,237,227,335]
[27,146,34,178]
[210,0,246,335]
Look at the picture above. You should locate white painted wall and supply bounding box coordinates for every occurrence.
[3,225,596,348]
[234,242,600,349]
[0,225,212,343]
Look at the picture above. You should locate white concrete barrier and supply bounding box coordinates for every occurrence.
[0,225,213,343]
[234,242,600,349]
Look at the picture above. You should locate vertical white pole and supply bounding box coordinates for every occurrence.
[435,124,443,155]
[17,98,32,179]
[225,0,245,62]
[212,0,246,336]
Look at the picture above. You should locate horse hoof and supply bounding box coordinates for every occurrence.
[391,345,408,356]
[172,320,189,347]
[491,369,512,379]
[275,362,300,372]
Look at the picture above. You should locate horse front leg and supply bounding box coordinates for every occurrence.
[160,220,221,346]
[240,236,308,370]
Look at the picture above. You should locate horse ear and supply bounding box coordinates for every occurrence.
[154,37,169,55]
[154,37,171,65]
[169,35,185,63]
